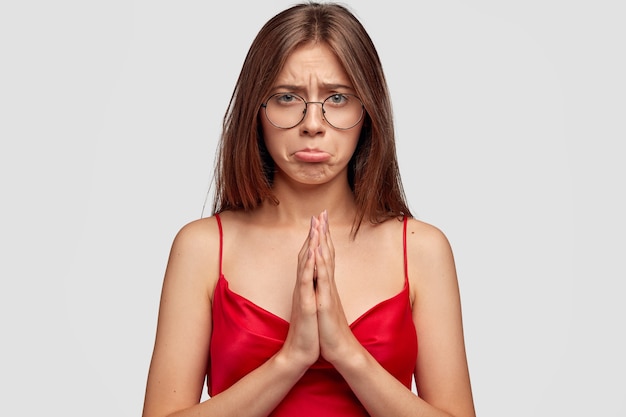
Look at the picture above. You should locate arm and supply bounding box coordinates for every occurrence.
[409,220,475,416]
[142,217,321,417]
[314,216,475,417]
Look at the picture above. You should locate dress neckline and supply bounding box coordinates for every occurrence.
[217,273,409,328]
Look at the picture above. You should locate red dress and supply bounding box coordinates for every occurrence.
[208,215,417,416]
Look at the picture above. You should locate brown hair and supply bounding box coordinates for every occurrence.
[212,2,412,233]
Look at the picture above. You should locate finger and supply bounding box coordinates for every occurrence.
[321,210,334,261]
[316,211,334,273]
[313,246,340,323]
[297,215,316,259]
[314,242,330,301]
[314,233,332,297]
[297,216,319,285]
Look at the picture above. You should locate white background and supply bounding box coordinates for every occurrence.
[1,1,624,416]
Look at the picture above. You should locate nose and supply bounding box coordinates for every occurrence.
[300,101,326,135]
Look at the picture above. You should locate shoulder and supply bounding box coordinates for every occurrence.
[164,216,222,296]
[404,217,457,295]
[171,215,221,256]
[404,217,453,257]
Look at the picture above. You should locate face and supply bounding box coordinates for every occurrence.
[260,42,363,187]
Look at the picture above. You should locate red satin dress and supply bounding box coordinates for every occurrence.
[208,215,417,416]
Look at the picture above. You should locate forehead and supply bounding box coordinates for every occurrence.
[274,42,352,88]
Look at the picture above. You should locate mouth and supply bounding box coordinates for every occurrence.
[293,149,331,163]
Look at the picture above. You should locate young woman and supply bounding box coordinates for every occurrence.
[142,3,475,417]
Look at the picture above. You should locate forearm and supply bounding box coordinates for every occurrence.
[334,349,454,417]
[165,353,307,417]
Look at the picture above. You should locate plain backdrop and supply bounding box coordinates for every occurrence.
[1,0,624,416]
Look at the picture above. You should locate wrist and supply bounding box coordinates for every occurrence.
[273,348,315,379]
[325,342,370,374]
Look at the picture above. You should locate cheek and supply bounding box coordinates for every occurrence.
[345,126,363,155]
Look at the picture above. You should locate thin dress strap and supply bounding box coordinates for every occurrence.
[215,213,223,276]
[403,216,409,287]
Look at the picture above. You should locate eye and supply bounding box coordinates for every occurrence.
[274,93,300,105]
[326,94,348,106]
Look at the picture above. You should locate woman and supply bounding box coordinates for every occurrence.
[142,3,475,417]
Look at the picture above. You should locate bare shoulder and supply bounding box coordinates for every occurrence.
[165,216,222,295]
[405,217,454,258]
[172,215,221,253]
[404,217,457,291]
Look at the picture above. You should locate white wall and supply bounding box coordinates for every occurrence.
[1,1,624,415]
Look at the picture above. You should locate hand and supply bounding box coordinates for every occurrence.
[312,211,360,365]
[280,215,321,368]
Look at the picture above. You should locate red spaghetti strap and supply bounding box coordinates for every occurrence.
[215,213,223,276]
[403,216,409,286]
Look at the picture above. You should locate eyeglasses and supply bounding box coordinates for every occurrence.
[261,92,365,130]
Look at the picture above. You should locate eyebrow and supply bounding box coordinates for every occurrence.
[272,83,355,93]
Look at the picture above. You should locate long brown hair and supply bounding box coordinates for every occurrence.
[212,2,412,233]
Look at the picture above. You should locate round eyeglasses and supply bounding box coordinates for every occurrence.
[261,92,365,130]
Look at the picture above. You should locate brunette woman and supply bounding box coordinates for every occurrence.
[143,3,475,417]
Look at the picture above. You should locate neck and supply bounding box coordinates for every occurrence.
[258,176,357,228]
